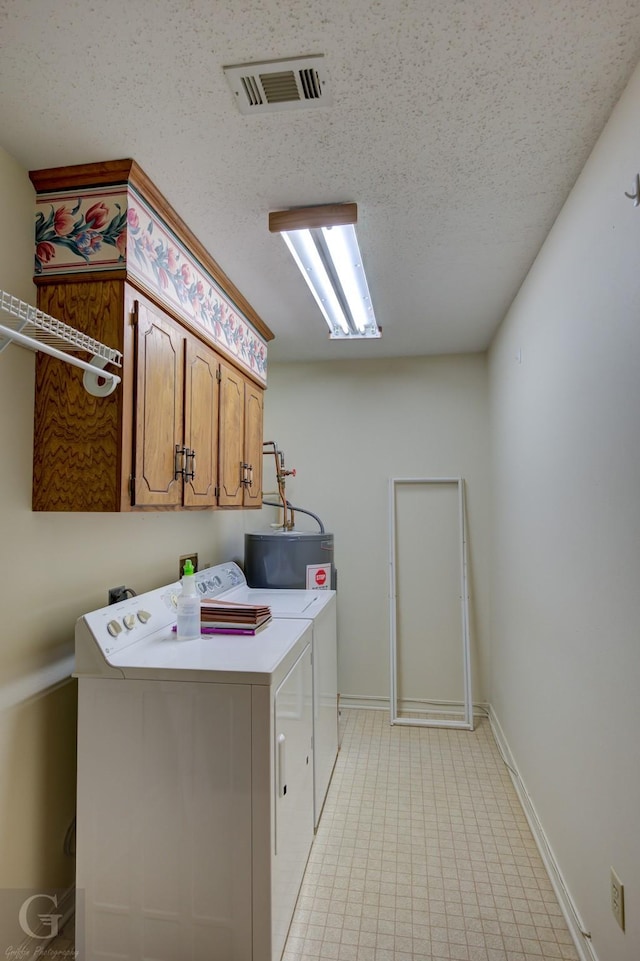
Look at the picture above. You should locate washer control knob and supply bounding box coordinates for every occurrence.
[123,614,136,630]
[137,610,152,624]
[107,619,123,637]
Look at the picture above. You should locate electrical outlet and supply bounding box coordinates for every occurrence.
[611,867,625,931]
[179,553,198,579]
[108,585,127,605]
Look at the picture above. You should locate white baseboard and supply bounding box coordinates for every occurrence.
[338,693,389,711]
[487,706,598,961]
[339,693,489,717]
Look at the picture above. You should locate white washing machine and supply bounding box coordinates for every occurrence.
[75,579,314,961]
[195,563,338,829]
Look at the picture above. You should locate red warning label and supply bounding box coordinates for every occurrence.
[306,563,331,590]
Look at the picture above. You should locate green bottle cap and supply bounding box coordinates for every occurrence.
[183,558,195,577]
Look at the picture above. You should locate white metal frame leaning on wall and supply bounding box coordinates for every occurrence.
[388,476,473,731]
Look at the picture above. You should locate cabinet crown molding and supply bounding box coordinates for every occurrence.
[30,158,272,383]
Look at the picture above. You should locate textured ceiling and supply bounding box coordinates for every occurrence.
[1,0,640,362]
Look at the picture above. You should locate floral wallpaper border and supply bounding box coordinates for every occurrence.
[34,184,268,381]
[35,185,128,274]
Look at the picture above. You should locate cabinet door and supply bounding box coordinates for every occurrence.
[132,299,185,507]
[218,362,245,507]
[243,381,263,507]
[184,336,219,508]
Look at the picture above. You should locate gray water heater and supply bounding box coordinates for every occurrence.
[244,530,336,590]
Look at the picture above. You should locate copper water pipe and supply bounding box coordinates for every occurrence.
[263,441,296,529]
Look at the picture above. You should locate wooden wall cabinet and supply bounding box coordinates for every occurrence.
[29,159,273,514]
[218,361,264,508]
[33,282,265,512]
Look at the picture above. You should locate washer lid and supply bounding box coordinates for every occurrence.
[238,589,321,615]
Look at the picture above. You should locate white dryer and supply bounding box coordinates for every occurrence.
[75,579,314,961]
[195,562,338,829]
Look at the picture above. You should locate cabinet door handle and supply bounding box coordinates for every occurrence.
[174,445,186,479]
[185,448,196,481]
[247,464,253,488]
[240,462,250,488]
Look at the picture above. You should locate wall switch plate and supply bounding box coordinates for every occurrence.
[611,867,625,930]
[179,553,198,579]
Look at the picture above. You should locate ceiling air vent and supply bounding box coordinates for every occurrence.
[224,55,330,115]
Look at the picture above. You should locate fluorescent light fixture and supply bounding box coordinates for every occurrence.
[269,203,380,340]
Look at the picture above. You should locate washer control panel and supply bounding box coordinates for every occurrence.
[78,564,248,665]
[195,562,245,597]
[80,583,180,660]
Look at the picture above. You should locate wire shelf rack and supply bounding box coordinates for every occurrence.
[0,289,122,394]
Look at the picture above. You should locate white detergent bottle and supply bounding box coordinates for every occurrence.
[176,558,201,640]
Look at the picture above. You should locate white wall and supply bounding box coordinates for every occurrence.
[259,355,491,710]
[0,148,250,887]
[489,64,640,960]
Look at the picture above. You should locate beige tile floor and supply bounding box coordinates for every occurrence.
[283,708,579,961]
[52,708,579,961]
